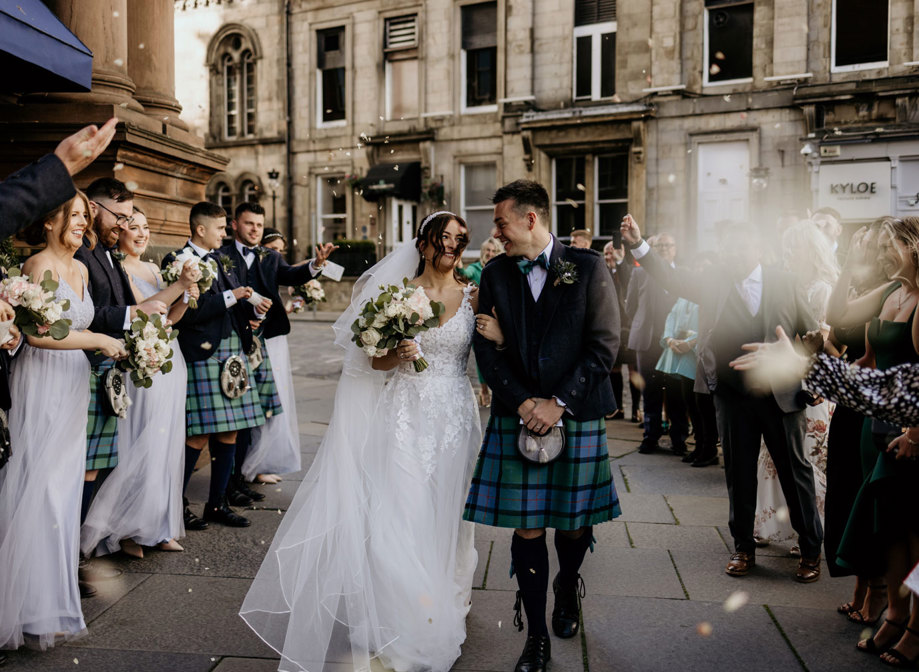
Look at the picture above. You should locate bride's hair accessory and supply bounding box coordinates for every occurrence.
[418,211,456,238]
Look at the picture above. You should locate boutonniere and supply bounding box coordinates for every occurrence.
[553,259,579,286]
[255,246,270,262]
[218,254,235,274]
[111,250,127,264]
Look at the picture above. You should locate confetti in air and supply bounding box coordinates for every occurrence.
[113,163,124,171]
[775,506,789,523]
[696,622,713,637]
[710,64,721,76]
[723,590,749,613]
[667,174,676,184]
[125,181,139,191]
[113,58,124,67]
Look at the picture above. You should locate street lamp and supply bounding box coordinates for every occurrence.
[267,168,280,227]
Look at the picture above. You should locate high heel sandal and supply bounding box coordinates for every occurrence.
[120,539,143,559]
[848,584,889,626]
[858,617,909,655]
[838,601,860,616]
[881,625,919,668]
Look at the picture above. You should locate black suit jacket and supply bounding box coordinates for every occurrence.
[474,238,620,420]
[162,246,252,363]
[625,264,675,352]
[635,249,817,412]
[1,154,75,237]
[74,239,135,366]
[218,243,317,340]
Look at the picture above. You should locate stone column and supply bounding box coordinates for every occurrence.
[127,0,187,129]
[44,0,143,110]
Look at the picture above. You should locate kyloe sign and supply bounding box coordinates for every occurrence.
[818,161,891,219]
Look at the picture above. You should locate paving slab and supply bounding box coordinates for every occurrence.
[582,594,801,671]
[81,571,151,624]
[71,574,267,657]
[0,647,216,672]
[671,550,852,609]
[455,589,585,672]
[620,463,727,497]
[769,605,880,672]
[615,492,677,524]
[665,494,729,526]
[591,520,632,549]
[607,437,640,459]
[212,657,280,672]
[626,522,729,553]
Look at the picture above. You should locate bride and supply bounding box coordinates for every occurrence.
[241,211,493,672]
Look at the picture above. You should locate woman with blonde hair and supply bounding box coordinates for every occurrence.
[753,220,839,548]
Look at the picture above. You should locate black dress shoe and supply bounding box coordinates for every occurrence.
[691,453,719,467]
[233,477,266,502]
[184,506,209,530]
[638,440,658,454]
[203,502,251,527]
[681,449,699,463]
[514,634,550,672]
[227,486,253,507]
[551,573,581,639]
[670,443,687,457]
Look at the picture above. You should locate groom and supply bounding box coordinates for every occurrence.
[465,180,621,672]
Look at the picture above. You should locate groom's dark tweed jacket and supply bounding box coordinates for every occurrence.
[474,237,620,421]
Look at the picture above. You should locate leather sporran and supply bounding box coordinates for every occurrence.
[220,354,250,400]
[247,337,264,370]
[517,426,566,465]
[103,368,131,419]
[0,409,11,470]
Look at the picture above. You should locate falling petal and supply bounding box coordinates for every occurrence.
[265,410,273,418]
[710,64,721,76]
[201,342,212,350]
[565,198,580,208]
[715,51,726,60]
[696,622,713,637]
[74,659,79,665]
[630,371,646,390]
[194,558,200,563]
[774,123,782,129]
[739,112,748,120]
[126,181,139,191]
[188,588,193,593]
[860,627,873,641]
[114,58,124,67]
[723,590,749,612]
[667,174,676,184]
[113,163,124,171]
[874,127,884,133]
[498,620,502,628]
[647,38,654,48]
[119,102,129,108]
[723,95,731,102]
[112,10,119,17]
[775,506,789,523]
[138,43,145,49]
[576,183,586,192]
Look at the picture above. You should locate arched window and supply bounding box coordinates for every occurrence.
[241,180,260,204]
[216,183,234,214]
[209,26,260,141]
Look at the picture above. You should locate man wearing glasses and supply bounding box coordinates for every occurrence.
[75,178,167,597]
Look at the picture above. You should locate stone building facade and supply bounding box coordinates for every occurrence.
[175,0,919,259]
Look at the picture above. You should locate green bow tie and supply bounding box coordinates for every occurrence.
[517,252,549,275]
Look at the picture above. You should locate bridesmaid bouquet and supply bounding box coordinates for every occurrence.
[119,310,177,388]
[350,280,444,372]
[0,268,71,340]
[162,249,216,309]
[291,279,326,312]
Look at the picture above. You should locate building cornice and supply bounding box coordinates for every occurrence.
[520,103,654,129]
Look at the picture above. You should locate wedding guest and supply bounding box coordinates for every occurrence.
[603,240,640,421]
[813,207,844,254]
[0,192,126,650]
[621,214,823,582]
[825,216,919,660]
[165,202,265,529]
[569,229,592,249]
[460,236,505,406]
[753,221,838,548]
[81,207,201,559]
[626,233,686,453]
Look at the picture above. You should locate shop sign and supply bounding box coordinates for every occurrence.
[818,161,890,219]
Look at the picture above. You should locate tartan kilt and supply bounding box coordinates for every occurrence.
[463,415,621,530]
[185,331,266,437]
[86,361,120,471]
[252,335,283,418]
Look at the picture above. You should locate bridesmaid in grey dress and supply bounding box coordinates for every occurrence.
[81,208,200,559]
[0,192,127,651]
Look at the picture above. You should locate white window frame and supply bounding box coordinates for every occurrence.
[830,0,890,73]
[460,163,497,254]
[550,157,587,238]
[702,3,754,87]
[223,54,238,139]
[242,50,256,136]
[593,154,628,243]
[460,48,498,115]
[572,21,617,102]
[316,175,348,242]
[316,28,347,129]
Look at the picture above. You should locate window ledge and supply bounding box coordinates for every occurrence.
[461,105,498,115]
[702,77,753,88]
[318,120,347,129]
[763,73,813,83]
[206,135,285,149]
[831,61,889,73]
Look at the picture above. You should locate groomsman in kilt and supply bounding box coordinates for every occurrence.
[465,180,621,672]
[80,180,167,521]
[164,202,266,529]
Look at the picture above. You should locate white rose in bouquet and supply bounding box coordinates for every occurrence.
[360,328,382,348]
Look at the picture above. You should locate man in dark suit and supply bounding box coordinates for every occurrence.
[165,202,265,530]
[625,234,689,453]
[464,180,621,672]
[603,240,640,421]
[621,215,824,583]
[219,201,335,504]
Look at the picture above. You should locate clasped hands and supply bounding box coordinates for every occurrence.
[0,299,19,351]
[518,397,564,435]
[666,338,692,355]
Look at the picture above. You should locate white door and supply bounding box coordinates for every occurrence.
[388,198,417,251]
[696,141,750,251]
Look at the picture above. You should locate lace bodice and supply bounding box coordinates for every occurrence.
[58,275,94,331]
[397,285,475,379]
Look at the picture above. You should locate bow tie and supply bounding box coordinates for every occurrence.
[241,246,256,257]
[517,253,549,276]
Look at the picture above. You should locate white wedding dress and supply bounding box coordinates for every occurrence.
[81,273,187,555]
[0,276,93,650]
[241,244,481,672]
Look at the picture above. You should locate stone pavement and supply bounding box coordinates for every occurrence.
[2,320,891,671]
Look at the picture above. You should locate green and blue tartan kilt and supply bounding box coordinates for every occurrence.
[185,331,266,437]
[463,415,621,531]
[252,334,283,418]
[86,360,120,471]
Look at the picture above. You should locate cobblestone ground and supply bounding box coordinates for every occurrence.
[2,318,889,671]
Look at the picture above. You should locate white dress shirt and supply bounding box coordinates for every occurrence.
[526,237,556,301]
[735,264,763,316]
[187,240,237,309]
[235,239,323,276]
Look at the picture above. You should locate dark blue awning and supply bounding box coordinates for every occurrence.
[0,0,93,93]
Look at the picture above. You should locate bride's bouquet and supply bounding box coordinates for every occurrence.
[119,310,177,388]
[350,280,444,372]
[162,249,216,308]
[291,279,325,312]
[0,268,71,339]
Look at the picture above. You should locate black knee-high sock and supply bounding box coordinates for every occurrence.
[233,428,251,480]
[611,370,624,411]
[555,527,593,591]
[80,480,95,524]
[182,444,202,496]
[208,437,236,507]
[511,533,549,637]
[630,380,641,412]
